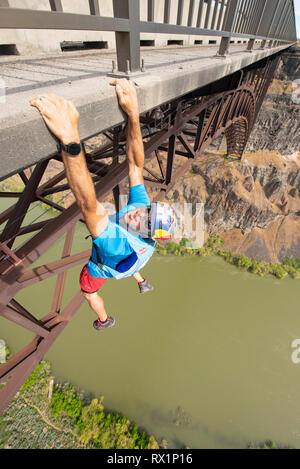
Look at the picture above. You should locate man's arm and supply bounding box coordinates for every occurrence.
[29,94,108,239]
[110,79,144,187]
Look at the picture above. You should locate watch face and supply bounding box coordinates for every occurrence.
[68,143,81,155]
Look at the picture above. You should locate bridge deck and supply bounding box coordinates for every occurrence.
[0,43,290,181]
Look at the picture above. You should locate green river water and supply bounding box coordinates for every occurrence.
[1,199,300,449]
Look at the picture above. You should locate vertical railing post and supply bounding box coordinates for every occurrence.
[217,0,240,57]
[243,0,256,35]
[273,0,290,43]
[187,0,196,27]
[177,0,184,26]
[148,0,154,22]
[260,0,282,49]
[196,0,205,27]
[268,0,285,42]
[49,0,62,11]
[89,0,100,16]
[164,0,171,23]
[260,40,266,50]
[112,0,140,74]
[246,38,255,52]
[257,0,272,47]
[247,0,268,52]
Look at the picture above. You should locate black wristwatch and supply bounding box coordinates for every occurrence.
[58,141,82,156]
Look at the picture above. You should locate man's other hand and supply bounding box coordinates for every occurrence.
[30,94,80,144]
[109,79,139,119]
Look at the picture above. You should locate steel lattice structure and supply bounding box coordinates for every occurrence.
[0,52,280,413]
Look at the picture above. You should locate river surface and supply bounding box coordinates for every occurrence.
[1,199,300,449]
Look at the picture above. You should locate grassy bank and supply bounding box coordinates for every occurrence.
[0,359,160,449]
[155,236,300,280]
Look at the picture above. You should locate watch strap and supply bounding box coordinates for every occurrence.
[58,141,82,156]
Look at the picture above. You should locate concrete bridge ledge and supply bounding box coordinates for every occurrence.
[0,44,291,181]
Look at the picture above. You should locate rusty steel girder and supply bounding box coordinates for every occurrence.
[0,53,280,414]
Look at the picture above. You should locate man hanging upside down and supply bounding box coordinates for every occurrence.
[30,79,178,331]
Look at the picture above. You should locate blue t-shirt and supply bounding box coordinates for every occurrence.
[87,184,152,278]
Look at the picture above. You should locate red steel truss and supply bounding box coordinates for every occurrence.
[0,53,280,413]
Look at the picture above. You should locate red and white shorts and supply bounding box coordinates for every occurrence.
[79,264,107,294]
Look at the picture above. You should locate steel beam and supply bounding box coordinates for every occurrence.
[0,291,84,414]
[16,249,91,289]
[0,160,49,248]
[0,7,130,32]
[0,304,50,338]
[50,225,76,315]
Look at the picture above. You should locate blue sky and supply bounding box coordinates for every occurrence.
[295,0,300,38]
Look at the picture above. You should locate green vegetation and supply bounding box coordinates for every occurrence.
[282,83,288,94]
[248,440,292,449]
[0,359,159,449]
[155,235,300,280]
[40,194,60,213]
[0,176,24,194]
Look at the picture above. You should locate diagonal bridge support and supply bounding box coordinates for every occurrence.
[0,52,281,414]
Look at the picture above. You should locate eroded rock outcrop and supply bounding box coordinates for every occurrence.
[164,51,300,263]
[165,150,300,262]
[245,95,300,155]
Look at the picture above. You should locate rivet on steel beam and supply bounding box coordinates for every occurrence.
[141,58,146,72]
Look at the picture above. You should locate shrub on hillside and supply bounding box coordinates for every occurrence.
[250,261,270,277]
[269,263,286,279]
[237,255,253,270]
[282,257,300,270]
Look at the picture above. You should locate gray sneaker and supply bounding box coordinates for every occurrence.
[138,278,154,294]
[93,315,115,331]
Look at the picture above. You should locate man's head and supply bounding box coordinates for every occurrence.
[124,206,151,237]
[123,202,178,240]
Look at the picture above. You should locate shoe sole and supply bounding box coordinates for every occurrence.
[93,319,115,331]
[140,287,154,294]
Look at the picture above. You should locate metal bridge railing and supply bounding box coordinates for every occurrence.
[0,0,297,74]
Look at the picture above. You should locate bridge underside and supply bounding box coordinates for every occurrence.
[0,51,280,413]
[0,43,290,181]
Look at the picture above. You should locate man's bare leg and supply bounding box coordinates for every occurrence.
[82,292,108,322]
[133,272,154,293]
[133,272,144,283]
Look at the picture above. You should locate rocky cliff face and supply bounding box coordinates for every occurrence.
[245,94,300,155]
[165,49,300,263]
[166,150,300,262]
[277,47,300,82]
[245,48,300,156]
